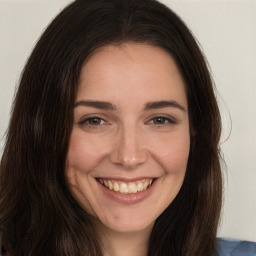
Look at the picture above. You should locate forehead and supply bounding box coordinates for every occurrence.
[77,43,187,109]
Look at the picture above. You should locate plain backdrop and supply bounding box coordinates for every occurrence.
[0,0,255,242]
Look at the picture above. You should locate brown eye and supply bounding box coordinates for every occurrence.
[153,117,167,125]
[151,117,175,125]
[78,117,107,126]
[87,117,103,125]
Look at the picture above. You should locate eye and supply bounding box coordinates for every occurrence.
[86,117,105,125]
[78,116,109,127]
[147,116,176,125]
[152,117,170,125]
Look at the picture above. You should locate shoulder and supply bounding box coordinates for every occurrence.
[216,238,256,256]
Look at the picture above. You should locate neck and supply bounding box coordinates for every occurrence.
[95,221,153,256]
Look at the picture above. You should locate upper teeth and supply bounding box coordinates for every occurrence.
[98,178,153,194]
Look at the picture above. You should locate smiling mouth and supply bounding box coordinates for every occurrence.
[97,178,155,194]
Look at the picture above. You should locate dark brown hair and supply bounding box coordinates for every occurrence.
[0,0,222,255]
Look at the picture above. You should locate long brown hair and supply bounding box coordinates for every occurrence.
[0,0,222,255]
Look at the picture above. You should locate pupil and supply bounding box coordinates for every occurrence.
[90,118,100,124]
[155,118,164,124]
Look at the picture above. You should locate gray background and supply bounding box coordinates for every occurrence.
[0,0,255,242]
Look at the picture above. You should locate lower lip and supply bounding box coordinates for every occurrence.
[97,179,157,205]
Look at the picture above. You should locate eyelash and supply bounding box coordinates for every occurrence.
[146,116,176,125]
[78,116,109,127]
[78,115,176,129]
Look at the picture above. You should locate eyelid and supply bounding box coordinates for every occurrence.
[77,115,110,126]
[76,113,178,128]
[145,114,177,125]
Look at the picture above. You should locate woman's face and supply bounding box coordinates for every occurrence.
[66,43,190,234]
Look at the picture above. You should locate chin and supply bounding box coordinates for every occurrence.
[99,215,155,234]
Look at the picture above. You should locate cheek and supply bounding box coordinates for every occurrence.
[67,131,108,171]
[152,131,190,173]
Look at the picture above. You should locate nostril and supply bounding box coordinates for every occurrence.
[110,145,148,169]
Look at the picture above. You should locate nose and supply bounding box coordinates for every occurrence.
[109,125,148,169]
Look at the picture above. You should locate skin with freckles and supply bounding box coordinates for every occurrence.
[66,43,190,255]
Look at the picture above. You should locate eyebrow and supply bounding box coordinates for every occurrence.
[74,100,186,111]
[74,100,116,110]
[144,100,186,111]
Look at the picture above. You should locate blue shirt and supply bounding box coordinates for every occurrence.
[216,238,256,256]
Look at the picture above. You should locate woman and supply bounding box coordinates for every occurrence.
[0,0,222,255]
